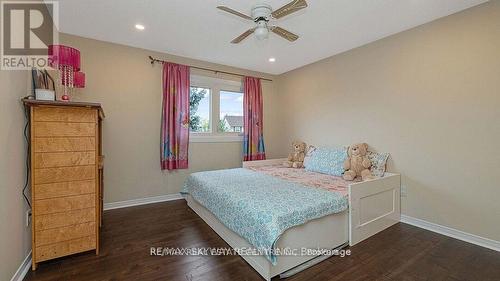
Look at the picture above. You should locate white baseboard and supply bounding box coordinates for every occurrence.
[103,193,183,211]
[10,251,31,281]
[400,215,499,252]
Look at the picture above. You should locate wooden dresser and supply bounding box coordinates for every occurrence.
[23,99,104,270]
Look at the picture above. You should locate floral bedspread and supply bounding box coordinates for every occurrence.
[181,168,348,264]
[247,164,359,197]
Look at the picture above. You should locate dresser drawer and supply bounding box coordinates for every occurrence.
[34,165,95,184]
[34,180,95,200]
[34,107,97,123]
[33,137,96,153]
[34,122,96,137]
[34,151,96,168]
[35,194,95,215]
[35,208,95,231]
[35,235,96,262]
[36,222,96,246]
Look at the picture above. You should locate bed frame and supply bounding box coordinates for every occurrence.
[186,158,400,280]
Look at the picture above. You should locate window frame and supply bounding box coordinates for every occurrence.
[189,75,244,143]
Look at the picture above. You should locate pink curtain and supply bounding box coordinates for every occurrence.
[243,77,266,161]
[161,62,190,170]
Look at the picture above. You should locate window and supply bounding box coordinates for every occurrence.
[219,91,243,133]
[189,87,211,133]
[189,75,244,142]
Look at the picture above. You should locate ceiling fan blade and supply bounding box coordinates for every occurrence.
[271,26,299,42]
[231,28,256,44]
[271,0,308,19]
[217,6,253,21]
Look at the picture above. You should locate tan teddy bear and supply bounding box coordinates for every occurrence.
[283,141,306,168]
[343,143,373,181]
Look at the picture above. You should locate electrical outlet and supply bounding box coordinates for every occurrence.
[26,210,32,227]
[401,185,408,197]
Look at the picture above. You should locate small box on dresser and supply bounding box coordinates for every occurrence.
[23,99,104,270]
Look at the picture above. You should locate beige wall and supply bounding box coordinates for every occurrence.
[277,1,500,241]
[59,33,285,203]
[0,1,45,279]
[0,70,31,280]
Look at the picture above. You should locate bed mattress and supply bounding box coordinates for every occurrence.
[181,168,348,264]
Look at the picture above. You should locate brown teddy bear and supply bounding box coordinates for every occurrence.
[283,141,306,168]
[343,143,373,181]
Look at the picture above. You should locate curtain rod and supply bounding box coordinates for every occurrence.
[148,56,273,82]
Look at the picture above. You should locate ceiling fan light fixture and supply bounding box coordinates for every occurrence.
[254,26,269,40]
[254,21,269,40]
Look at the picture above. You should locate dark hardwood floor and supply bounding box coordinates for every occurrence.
[24,200,500,281]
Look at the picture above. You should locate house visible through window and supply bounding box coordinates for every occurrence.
[189,75,244,142]
[219,91,244,133]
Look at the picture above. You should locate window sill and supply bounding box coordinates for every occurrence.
[190,134,243,143]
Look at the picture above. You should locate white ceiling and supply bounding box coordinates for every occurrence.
[54,0,487,75]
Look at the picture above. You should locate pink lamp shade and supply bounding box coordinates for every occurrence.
[48,44,81,71]
[62,71,85,88]
[73,71,85,88]
[47,44,83,101]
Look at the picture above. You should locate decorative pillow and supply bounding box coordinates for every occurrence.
[304,147,347,176]
[302,145,317,167]
[367,151,389,177]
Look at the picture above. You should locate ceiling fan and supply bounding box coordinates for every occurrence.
[217,0,308,44]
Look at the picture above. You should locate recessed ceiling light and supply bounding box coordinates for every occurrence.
[135,24,145,30]
[268,57,276,62]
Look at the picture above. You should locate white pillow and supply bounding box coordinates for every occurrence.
[303,144,389,177]
[302,145,317,167]
[367,151,390,177]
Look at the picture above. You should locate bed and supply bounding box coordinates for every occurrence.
[183,158,400,280]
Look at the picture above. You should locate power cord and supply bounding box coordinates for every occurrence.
[22,101,32,209]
